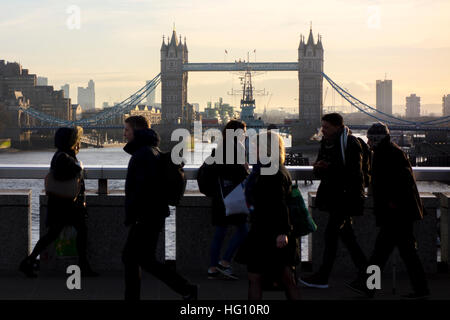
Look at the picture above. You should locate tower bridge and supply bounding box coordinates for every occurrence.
[6,27,449,150]
[160,27,323,132]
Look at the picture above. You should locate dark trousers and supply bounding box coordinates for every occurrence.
[29,212,88,266]
[319,213,368,280]
[122,219,191,300]
[369,222,429,294]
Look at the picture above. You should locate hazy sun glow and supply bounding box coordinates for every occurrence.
[1,0,449,115]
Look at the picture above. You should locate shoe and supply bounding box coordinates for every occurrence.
[401,291,430,300]
[183,284,198,301]
[19,257,37,278]
[216,263,239,280]
[345,278,375,298]
[298,273,329,289]
[207,270,221,280]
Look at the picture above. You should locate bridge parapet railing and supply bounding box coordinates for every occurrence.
[1,165,449,185]
[0,165,449,272]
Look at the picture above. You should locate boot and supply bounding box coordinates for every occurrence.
[19,256,37,278]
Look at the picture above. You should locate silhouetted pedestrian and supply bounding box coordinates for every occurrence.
[121,116,197,300]
[19,126,98,277]
[347,122,430,299]
[300,113,367,288]
[197,120,249,280]
[236,131,301,300]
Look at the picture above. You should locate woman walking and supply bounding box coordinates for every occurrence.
[19,126,98,277]
[198,120,249,280]
[237,131,301,300]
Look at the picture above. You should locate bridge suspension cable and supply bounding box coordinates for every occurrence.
[17,73,161,127]
[322,73,450,127]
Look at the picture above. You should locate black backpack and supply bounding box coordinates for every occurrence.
[197,159,218,198]
[160,151,187,206]
[357,137,371,188]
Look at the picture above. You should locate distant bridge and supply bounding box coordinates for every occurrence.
[21,123,450,133]
[183,62,299,72]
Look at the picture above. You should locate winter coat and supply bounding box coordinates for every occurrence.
[371,138,424,226]
[124,128,169,226]
[314,128,365,216]
[46,130,86,228]
[236,164,299,270]
[198,141,249,226]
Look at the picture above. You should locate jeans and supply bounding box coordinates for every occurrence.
[122,219,192,300]
[210,223,248,268]
[319,213,368,280]
[369,222,429,294]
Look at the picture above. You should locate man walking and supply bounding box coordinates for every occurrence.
[122,115,197,300]
[347,123,430,299]
[300,113,368,288]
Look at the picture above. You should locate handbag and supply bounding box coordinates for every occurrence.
[45,170,81,201]
[55,226,78,257]
[219,178,250,216]
[287,183,317,237]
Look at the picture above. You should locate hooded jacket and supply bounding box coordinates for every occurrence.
[124,128,169,226]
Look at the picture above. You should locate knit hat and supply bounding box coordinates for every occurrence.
[54,126,83,151]
[367,122,390,137]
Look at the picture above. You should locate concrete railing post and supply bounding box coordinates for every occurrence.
[439,192,450,272]
[0,189,31,272]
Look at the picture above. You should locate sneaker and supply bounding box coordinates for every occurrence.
[298,273,329,289]
[216,263,239,280]
[207,270,221,280]
[401,291,430,300]
[344,278,375,298]
[19,257,37,278]
[183,284,198,301]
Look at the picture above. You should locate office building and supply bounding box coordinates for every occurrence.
[376,79,392,115]
[61,84,69,99]
[443,94,450,117]
[406,94,420,118]
[37,77,48,86]
[77,79,95,110]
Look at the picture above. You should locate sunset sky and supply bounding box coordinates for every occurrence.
[1,0,449,115]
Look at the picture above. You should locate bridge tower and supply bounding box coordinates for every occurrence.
[160,28,188,124]
[298,26,324,131]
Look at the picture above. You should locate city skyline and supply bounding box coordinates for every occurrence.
[1,0,449,115]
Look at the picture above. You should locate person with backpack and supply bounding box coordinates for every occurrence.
[19,126,98,277]
[235,131,301,300]
[299,113,368,289]
[122,115,197,300]
[346,123,430,299]
[197,120,249,280]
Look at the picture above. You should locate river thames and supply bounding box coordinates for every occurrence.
[1,142,448,261]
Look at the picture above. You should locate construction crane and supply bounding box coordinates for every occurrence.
[266,92,273,109]
[323,87,329,112]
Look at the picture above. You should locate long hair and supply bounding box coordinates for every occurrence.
[258,130,285,165]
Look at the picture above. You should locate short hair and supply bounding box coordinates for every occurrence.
[222,119,246,138]
[125,115,149,130]
[322,113,344,127]
[367,122,390,136]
